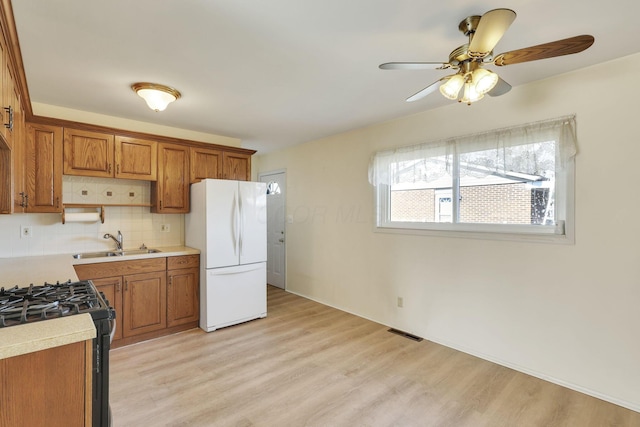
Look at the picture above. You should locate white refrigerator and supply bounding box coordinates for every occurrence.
[186,179,267,332]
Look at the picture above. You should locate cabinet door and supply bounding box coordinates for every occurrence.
[152,143,189,213]
[0,35,11,148]
[122,271,167,337]
[223,151,251,181]
[63,128,114,177]
[2,54,19,149]
[190,146,222,183]
[25,123,63,213]
[92,276,123,342]
[0,341,90,427]
[114,136,157,181]
[167,267,199,327]
[0,147,9,213]
[11,85,24,212]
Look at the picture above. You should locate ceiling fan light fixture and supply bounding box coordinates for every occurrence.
[131,82,181,112]
[472,68,499,94]
[439,74,465,100]
[460,81,484,105]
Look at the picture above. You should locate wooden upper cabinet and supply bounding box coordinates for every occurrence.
[152,143,190,213]
[25,123,63,213]
[223,151,251,181]
[190,146,222,183]
[63,128,114,178]
[115,136,157,180]
[0,33,17,150]
[63,130,158,181]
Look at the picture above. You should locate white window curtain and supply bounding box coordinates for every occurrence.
[368,116,577,187]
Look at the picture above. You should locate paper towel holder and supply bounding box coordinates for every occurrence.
[62,204,105,224]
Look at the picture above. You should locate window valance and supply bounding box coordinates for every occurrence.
[368,116,577,187]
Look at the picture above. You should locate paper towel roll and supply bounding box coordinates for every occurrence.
[64,212,101,223]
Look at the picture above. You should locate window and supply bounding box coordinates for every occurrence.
[369,116,576,241]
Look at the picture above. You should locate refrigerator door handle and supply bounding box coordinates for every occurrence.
[233,193,240,256]
[238,192,244,257]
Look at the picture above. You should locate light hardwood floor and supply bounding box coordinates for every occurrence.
[110,286,640,426]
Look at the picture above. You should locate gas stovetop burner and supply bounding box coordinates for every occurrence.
[0,280,112,328]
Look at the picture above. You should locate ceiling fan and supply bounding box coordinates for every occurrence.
[379,8,594,105]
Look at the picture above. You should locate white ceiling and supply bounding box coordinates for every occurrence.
[10,1,640,154]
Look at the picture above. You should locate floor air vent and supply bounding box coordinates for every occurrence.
[388,328,423,342]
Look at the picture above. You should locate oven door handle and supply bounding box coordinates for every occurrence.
[109,318,116,344]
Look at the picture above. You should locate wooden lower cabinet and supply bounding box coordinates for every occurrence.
[91,276,123,342]
[167,254,199,327]
[123,271,167,337]
[167,268,199,327]
[74,255,199,347]
[0,340,92,427]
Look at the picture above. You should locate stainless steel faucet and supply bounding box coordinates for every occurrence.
[103,230,123,251]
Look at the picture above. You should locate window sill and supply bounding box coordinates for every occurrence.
[374,223,574,245]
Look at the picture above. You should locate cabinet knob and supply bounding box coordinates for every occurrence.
[108,163,112,174]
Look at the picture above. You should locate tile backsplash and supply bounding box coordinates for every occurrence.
[63,176,150,205]
[0,176,184,258]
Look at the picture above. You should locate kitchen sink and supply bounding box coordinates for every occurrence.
[72,249,161,259]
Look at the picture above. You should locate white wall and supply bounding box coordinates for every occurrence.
[256,53,640,411]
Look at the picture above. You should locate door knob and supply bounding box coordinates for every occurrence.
[278,238,285,243]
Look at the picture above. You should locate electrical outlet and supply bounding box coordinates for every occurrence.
[397,297,403,308]
[20,225,32,238]
[161,224,170,232]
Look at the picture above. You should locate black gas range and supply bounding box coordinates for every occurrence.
[0,279,115,427]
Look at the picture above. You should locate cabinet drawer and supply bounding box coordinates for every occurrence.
[167,254,199,270]
[74,257,167,279]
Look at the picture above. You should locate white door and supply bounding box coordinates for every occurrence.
[259,171,286,289]
[239,181,267,265]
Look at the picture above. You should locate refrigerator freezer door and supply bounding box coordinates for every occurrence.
[239,181,267,265]
[205,179,240,269]
[201,263,267,332]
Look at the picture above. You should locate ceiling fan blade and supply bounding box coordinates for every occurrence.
[406,79,443,102]
[468,8,516,57]
[493,35,595,66]
[487,77,511,97]
[379,62,449,70]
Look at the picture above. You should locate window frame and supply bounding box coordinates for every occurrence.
[372,121,576,244]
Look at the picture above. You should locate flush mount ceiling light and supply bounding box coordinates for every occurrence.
[131,82,181,112]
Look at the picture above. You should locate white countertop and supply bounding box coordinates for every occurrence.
[0,254,80,287]
[0,246,199,359]
[70,245,200,266]
[0,246,200,286]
